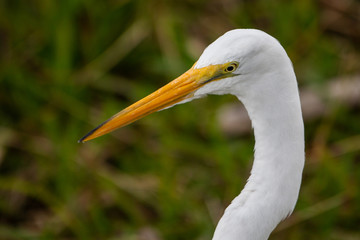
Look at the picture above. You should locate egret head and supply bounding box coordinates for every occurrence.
[79,29,293,142]
[192,29,292,98]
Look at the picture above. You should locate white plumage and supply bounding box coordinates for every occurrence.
[80,29,305,240]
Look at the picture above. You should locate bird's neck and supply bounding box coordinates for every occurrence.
[213,77,305,240]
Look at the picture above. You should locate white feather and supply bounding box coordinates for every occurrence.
[179,29,304,240]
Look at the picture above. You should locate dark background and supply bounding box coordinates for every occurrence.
[0,0,359,239]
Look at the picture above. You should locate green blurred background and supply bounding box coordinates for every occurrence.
[1,0,359,239]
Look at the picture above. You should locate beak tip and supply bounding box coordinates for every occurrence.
[78,135,88,143]
[78,118,111,143]
[78,128,96,143]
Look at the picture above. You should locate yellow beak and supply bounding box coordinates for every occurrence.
[79,63,230,143]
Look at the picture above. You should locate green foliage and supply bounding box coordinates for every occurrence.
[0,0,359,239]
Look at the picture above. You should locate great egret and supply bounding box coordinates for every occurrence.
[80,29,305,240]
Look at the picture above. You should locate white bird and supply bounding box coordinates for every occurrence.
[80,29,305,240]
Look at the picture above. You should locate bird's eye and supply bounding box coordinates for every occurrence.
[224,62,238,73]
[226,66,234,71]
